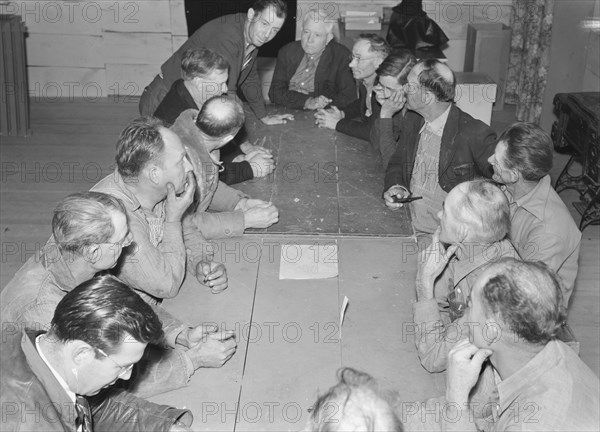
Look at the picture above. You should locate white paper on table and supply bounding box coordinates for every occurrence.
[279,243,338,280]
[339,296,349,339]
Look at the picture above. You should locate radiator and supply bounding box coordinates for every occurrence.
[1,14,30,136]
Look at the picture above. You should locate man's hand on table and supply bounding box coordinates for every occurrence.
[304,95,332,110]
[195,261,228,293]
[235,198,279,229]
[416,228,458,300]
[184,325,237,369]
[244,150,275,178]
[261,114,295,125]
[314,106,344,129]
[165,172,196,222]
[383,185,409,210]
[240,137,273,156]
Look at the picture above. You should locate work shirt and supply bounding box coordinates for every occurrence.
[505,175,581,304]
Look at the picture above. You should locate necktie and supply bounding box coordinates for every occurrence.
[243,47,254,70]
[75,395,93,432]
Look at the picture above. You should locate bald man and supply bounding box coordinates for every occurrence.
[376,59,497,235]
[172,96,279,241]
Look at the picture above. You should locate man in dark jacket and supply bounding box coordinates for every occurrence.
[380,59,497,235]
[314,34,390,140]
[154,47,275,185]
[1,275,193,431]
[139,0,292,126]
[269,8,356,110]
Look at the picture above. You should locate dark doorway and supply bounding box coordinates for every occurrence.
[184,0,297,57]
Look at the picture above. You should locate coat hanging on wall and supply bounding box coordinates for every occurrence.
[386,0,449,51]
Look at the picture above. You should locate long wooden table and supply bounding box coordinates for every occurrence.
[149,109,439,431]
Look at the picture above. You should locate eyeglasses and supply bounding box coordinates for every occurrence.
[349,54,379,63]
[103,231,133,249]
[96,348,135,378]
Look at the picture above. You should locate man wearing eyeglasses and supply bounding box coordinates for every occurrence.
[1,275,194,431]
[412,179,518,374]
[314,34,390,140]
[1,191,237,399]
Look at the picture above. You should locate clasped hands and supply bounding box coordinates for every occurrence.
[235,197,279,229]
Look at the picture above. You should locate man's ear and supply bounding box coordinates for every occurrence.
[146,165,160,186]
[456,222,469,243]
[483,317,502,345]
[508,167,520,184]
[423,89,436,105]
[84,244,101,264]
[247,8,256,22]
[71,341,96,366]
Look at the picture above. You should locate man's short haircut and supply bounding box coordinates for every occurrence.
[52,192,127,255]
[357,34,391,59]
[195,96,245,138]
[302,8,335,35]
[376,49,417,85]
[252,0,287,18]
[181,48,229,81]
[47,275,164,356]
[416,58,455,102]
[456,179,510,243]
[308,367,403,432]
[498,122,553,181]
[480,258,565,344]
[116,116,166,178]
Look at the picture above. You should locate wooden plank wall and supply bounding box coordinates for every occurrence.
[296,0,512,73]
[1,0,187,97]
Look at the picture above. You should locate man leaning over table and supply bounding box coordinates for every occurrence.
[171,96,279,241]
[154,47,275,185]
[139,0,293,126]
[0,191,236,398]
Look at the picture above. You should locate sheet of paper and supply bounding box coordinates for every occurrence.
[339,296,349,339]
[279,243,338,280]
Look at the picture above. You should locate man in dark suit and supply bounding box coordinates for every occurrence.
[314,34,390,141]
[269,8,357,110]
[139,0,293,126]
[379,59,497,235]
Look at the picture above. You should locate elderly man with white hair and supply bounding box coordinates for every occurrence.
[269,8,357,110]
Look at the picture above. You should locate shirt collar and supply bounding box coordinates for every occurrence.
[419,105,451,135]
[453,239,516,284]
[41,238,79,291]
[496,340,561,416]
[108,169,143,212]
[36,335,76,403]
[513,175,552,221]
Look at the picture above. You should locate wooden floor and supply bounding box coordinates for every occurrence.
[1,99,598,430]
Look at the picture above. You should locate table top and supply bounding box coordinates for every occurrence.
[150,236,440,431]
[235,108,413,236]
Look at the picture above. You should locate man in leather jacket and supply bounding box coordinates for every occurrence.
[171,96,279,241]
[1,275,193,431]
